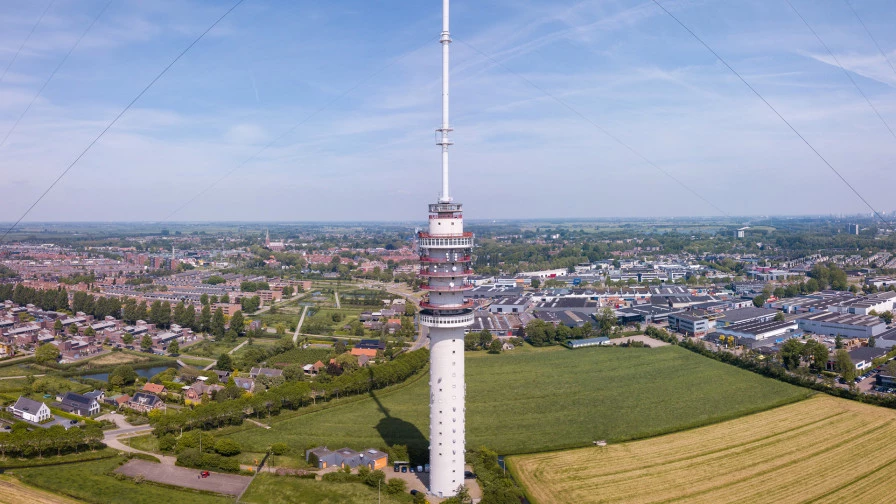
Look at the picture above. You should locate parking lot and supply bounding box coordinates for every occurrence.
[386,464,481,502]
[115,459,252,496]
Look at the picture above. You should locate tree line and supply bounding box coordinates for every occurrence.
[0,422,104,458]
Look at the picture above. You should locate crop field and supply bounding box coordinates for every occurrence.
[0,475,82,504]
[225,345,808,460]
[509,395,896,504]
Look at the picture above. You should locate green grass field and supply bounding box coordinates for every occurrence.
[241,473,413,504]
[9,456,232,504]
[225,345,810,460]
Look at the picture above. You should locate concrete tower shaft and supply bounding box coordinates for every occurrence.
[418,1,472,497]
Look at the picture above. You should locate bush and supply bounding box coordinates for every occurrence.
[214,438,242,457]
[158,433,176,452]
[271,442,289,456]
[322,471,360,483]
[385,478,407,494]
[176,448,241,473]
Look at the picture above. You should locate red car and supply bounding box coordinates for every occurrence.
[200,471,210,478]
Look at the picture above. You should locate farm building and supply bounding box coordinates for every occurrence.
[305,446,388,470]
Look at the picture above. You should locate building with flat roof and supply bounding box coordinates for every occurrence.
[488,296,530,314]
[567,337,611,348]
[714,319,800,348]
[667,313,709,337]
[715,307,779,327]
[797,311,886,338]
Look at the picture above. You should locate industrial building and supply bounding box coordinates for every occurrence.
[796,311,886,339]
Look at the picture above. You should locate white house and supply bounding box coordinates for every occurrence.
[9,396,51,423]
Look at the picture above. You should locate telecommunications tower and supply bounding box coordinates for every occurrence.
[417,0,474,497]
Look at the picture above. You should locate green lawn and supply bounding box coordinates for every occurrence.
[183,338,243,358]
[241,473,413,504]
[9,456,232,504]
[225,346,810,460]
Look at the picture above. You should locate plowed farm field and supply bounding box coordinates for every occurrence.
[509,395,896,504]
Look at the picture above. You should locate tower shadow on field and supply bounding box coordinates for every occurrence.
[369,370,428,464]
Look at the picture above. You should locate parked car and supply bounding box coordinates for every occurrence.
[417,465,423,473]
[401,466,407,473]
[424,463,430,473]
[410,490,419,496]
[409,467,415,473]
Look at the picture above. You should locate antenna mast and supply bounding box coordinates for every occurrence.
[437,0,453,203]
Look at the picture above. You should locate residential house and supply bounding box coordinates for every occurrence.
[249,367,283,380]
[127,392,165,413]
[183,382,224,405]
[234,377,255,393]
[351,346,378,358]
[104,394,130,408]
[54,392,100,417]
[142,383,166,395]
[9,396,51,423]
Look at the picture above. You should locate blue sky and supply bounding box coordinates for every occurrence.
[1,0,896,222]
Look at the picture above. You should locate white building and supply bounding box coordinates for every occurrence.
[9,396,50,423]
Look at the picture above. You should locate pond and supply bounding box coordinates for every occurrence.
[80,365,175,382]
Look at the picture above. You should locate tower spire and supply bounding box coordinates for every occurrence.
[437,0,453,203]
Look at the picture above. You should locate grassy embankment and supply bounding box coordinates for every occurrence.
[241,473,414,504]
[8,456,231,504]
[509,395,896,504]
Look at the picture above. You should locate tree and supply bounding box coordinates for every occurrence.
[488,338,503,354]
[774,312,785,322]
[34,343,60,364]
[752,295,767,308]
[167,340,180,355]
[885,359,896,377]
[122,333,134,345]
[109,365,137,387]
[230,311,244,335]
[84,326,95,337]
[868,336,876,348]
[530,277,541,289]
[780,339,803,370]
[211,308,226,339]
[282,286,293,298]
[68,324,79,335]
[881,311,894,324]
[199,304,212,332]
[835,335,843,349]
[271,443,289,455]
[217,353,234,372]
[834,349,856,382]
[53,319,63,333]
[595,306,617,335]
[141,334,153,352]
[478,330,492,349]
[200,293,209,306]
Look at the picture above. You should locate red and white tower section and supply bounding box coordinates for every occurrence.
[418,0,473,498]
